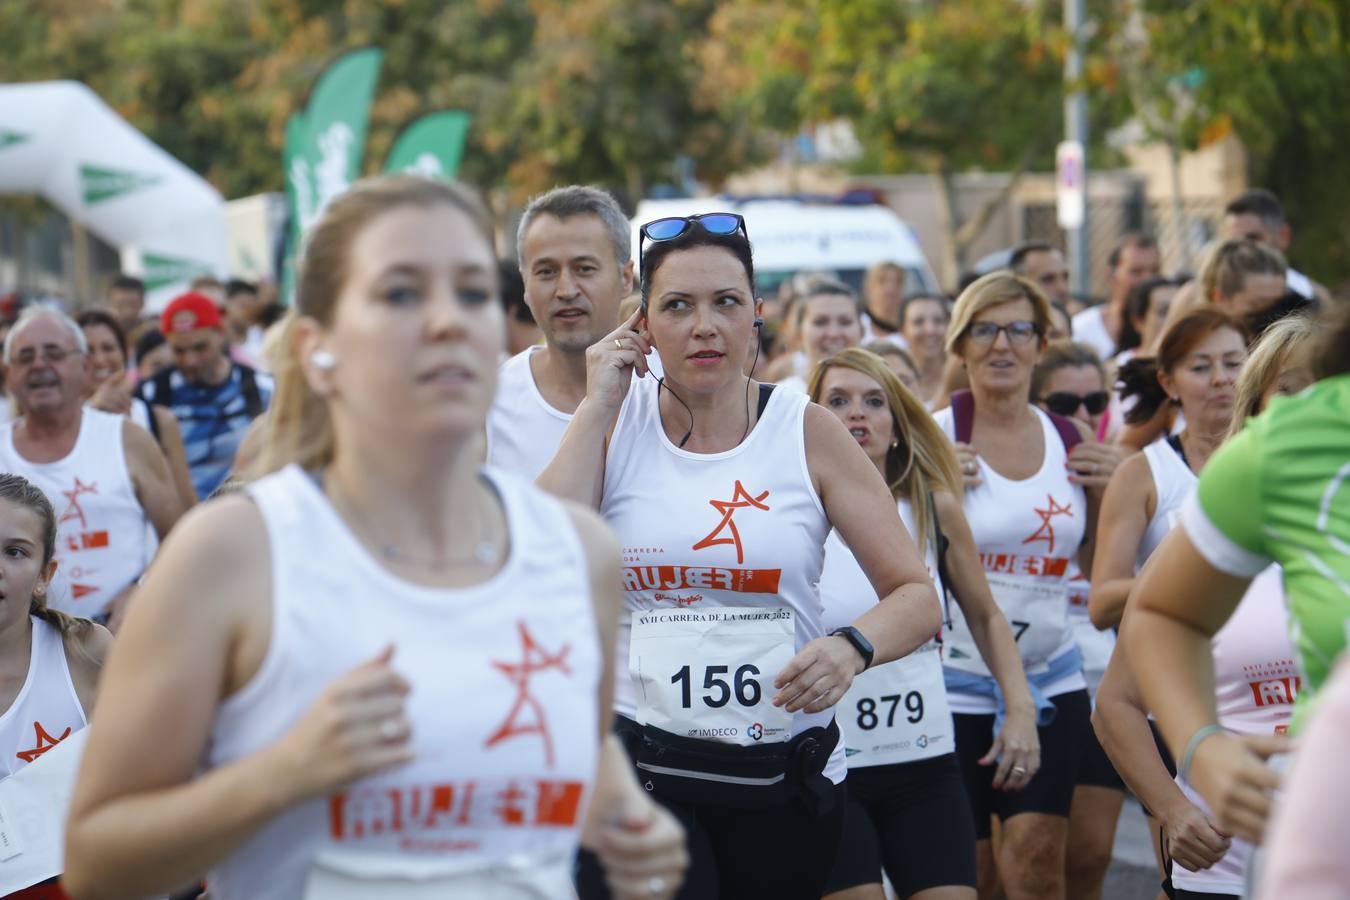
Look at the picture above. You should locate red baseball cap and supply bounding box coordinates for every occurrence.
[161,291,224,334]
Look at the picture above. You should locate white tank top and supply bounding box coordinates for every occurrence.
[206,465,601,900]
[485,347,573,481]
[820,499,952,766]
[0,408,151,619]
[933,405,1088,712]
[1139,437,1195,567]
[600,379,845,783]
[0,616,87,777]
[1173,565,1296,894]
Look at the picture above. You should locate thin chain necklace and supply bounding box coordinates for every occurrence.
[323,471,502,571]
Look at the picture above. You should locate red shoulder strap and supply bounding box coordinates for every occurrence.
[1046,410,1083,452]
[952,389,974,444]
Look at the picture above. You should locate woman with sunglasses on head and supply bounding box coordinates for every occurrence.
[63,175,687,900]
[1026,342,1129,900]
[1091,314,1313,900]
[810,348,1037,900]
[542,213,941,900]
[931,272,1111,900]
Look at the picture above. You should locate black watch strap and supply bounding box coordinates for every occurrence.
[830,626,875,671]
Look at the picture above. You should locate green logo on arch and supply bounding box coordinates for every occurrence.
[0,130,28,151]
[79,163,162,205]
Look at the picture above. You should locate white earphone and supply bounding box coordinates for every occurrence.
[311,350,337,371]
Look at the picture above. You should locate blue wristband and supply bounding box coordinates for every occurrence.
[1179,723,1227,782]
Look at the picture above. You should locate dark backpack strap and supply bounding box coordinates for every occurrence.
[238,365,264,420]
[142,399,162,444]
[1046,410,1083,453]
[951,389,975,444]
[757,382,775,418]
[928,492,954,629]
[147,366,175,408]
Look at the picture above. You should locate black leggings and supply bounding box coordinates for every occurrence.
[576,781,847,899]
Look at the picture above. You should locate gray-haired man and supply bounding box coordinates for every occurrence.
[487,185,636,479]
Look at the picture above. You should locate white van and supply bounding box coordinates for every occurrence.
[631,197,939,297]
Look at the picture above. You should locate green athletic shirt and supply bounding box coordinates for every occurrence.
[1182,373,1350,730]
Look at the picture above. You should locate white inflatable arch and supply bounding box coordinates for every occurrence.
[0,80,227,309]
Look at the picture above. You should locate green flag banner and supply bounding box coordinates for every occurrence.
[383,110,471,180]
[282,46,383,303]
[140,251,216,291]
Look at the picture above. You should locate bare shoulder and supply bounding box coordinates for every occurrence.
[803,400,865,467]
[120,416,160,458]
[150,403,182,434]
[138,494,271,625]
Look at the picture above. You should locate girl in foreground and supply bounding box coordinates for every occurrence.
[63,175,686,900]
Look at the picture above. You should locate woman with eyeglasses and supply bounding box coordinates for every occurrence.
[542,213,941,899]
[809,348,1036,900]
[931,272,1110,900]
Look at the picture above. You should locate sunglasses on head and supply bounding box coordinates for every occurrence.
[639,212,747,261]
[1041,391,1110,417]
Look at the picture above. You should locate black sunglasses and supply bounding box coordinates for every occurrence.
[1041,391,1110,417]
[638,213,748,272]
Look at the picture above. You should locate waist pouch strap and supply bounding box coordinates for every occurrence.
[614,716,839,813]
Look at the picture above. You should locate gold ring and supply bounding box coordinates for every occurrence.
[614,338,624,350]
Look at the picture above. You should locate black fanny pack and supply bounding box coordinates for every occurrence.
[614,715,840,813]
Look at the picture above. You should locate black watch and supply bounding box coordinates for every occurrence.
[830,626,874,671]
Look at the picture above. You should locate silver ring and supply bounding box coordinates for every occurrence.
[648,874,666,896]
[1011,765,1027,774]
[614,338,624,351]
[380,720,401,740]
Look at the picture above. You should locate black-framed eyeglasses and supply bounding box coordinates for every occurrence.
[965,320,1040,346]
[638,213,748,264]
[1041,391,1110,417]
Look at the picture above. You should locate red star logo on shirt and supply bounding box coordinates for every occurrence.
[484,622,572,768]
[692,481,771,564]
[1022,494,1073,554]
[58,477,99,531]
[16,721,73,764]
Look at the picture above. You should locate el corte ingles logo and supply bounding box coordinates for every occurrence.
[0,130,29,150]
[79,163,162,205]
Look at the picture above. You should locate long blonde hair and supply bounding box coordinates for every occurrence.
[808,348,963,551]
[1228,313,1316,439]
[0,473,95,653]
[249,175,493,478]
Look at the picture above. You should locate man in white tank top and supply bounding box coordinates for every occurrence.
[486,186,634,479]
[0,308,183,625]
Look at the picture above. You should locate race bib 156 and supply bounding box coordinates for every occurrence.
[630,607,794,746]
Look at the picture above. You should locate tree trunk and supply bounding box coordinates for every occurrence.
[931,161,963,292]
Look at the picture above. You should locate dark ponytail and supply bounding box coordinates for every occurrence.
[0,473,93,642]
[1117,307,1248,426]
[1117,356,1169,425]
